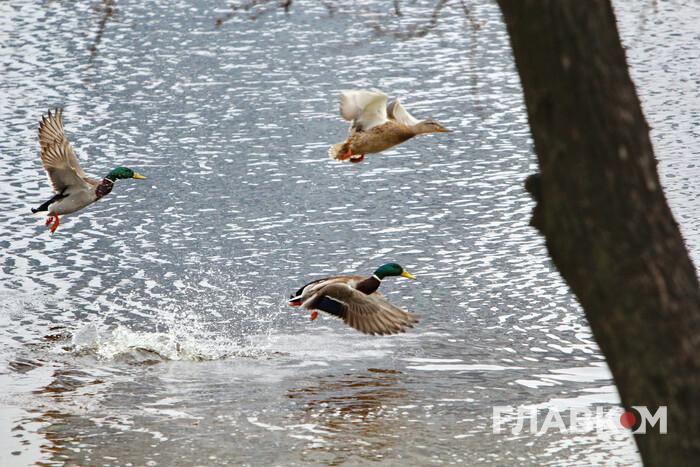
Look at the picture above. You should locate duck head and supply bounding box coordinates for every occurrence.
[106,166,147,182]
[374,262,416,280]
[413,120,450,135]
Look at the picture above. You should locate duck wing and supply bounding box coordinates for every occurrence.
[290,275,361,302]
[387,99,420,127]
[310,282,419,336]
[38,109,96,192]
[339,90,389,132]
[40,142,95,193]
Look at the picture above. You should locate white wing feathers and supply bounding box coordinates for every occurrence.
[339,90,389,131]
[387,99,420,126]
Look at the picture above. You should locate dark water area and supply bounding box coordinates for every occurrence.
[0,1,698,465]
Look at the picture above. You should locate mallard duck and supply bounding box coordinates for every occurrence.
[31,109,146,233]
[328,89,449,163]
[288,263,420,336]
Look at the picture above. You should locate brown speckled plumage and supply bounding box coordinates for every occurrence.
[329,89,449,162]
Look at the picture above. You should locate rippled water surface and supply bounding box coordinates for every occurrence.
[1,1,698,465]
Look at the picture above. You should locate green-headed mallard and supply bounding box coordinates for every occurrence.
[31,109,147,233]
[288,263,420,336]
[328,89,449,163]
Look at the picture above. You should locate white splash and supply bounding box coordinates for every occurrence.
[70,323,238,362]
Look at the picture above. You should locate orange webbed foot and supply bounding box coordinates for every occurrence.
[45,215,54,227]
[49,214,60,234]
[310,311,319,321]
[338,147,353,161]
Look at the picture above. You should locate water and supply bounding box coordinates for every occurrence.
[0,1,697,465]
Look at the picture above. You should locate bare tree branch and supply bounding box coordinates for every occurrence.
[89,0,116,58]
[216,0,293,28]
[215,0,483,39]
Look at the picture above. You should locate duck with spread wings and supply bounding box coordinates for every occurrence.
[289,263,420,336]
[328,89,449,163]
[31,109,147,233]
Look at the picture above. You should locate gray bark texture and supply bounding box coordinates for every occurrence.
[497,1,700,465]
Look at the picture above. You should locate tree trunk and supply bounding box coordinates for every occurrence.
[496,1,700,464]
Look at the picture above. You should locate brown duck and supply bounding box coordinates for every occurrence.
[328,90,449,163]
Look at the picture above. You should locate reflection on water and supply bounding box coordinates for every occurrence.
[0,0,697,465]
[288,369,406,464]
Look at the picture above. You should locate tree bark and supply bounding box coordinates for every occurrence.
[497,1,700,465]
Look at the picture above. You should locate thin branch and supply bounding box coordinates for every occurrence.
[215,0,484,40]
[370,0,449,40]
[89,0,116,58]
[216,0,293,28]
[459,0,483,30]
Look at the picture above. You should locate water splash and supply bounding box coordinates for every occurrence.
[69,323,233,363]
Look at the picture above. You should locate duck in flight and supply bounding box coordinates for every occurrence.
[31,109,147,233]
[289,263,420,336]
[328,89,449,163]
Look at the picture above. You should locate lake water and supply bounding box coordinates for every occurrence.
[1,1,698,465]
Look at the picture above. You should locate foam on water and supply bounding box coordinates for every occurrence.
[69,324,235,362]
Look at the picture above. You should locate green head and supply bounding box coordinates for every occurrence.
[106,166,147,182]
[374,262,416,280]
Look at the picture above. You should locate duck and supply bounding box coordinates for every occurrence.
[288,262,420,336]
[31,109,147,233]
[328,89,449,163]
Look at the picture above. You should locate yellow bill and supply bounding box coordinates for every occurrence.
[401,271,416,280]
[132,172,147,180]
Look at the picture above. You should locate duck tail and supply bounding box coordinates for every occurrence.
[31,191,67,214]
[31,200,52,213]
[328,142,351,162]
